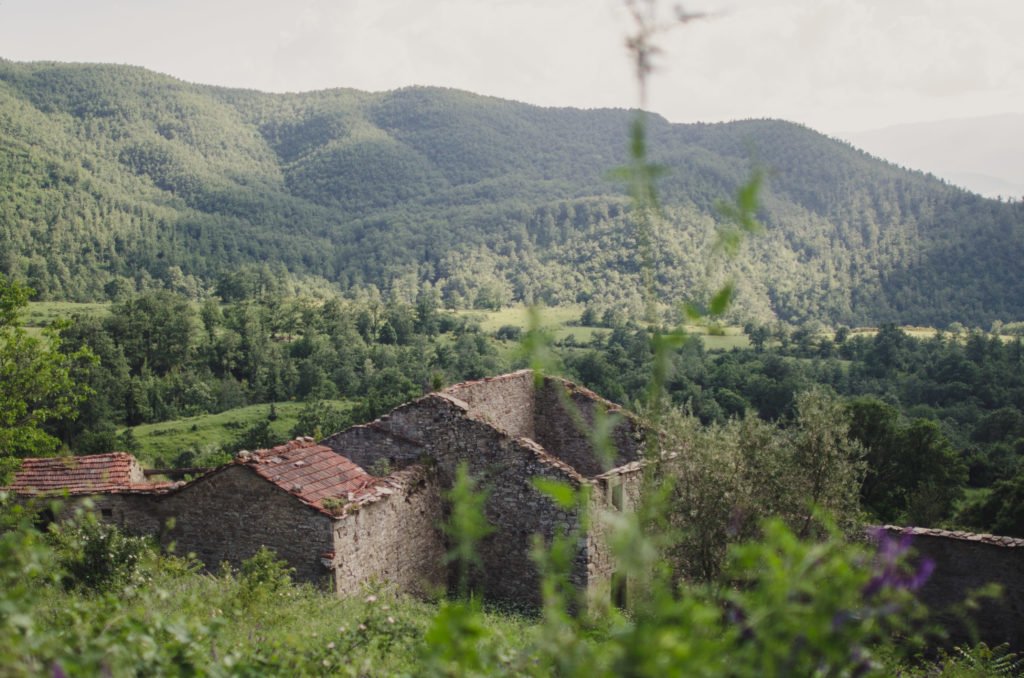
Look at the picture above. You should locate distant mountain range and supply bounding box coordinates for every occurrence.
[1,60,1023,327]
[844,114,1024,199]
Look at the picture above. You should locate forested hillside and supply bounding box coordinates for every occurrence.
[2,60,1023,326]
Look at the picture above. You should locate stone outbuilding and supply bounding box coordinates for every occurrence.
[159,438,446,591]
[5,451,173,529]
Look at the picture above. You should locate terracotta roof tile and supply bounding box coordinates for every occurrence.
[6,452,172,496]
[236,438,378,514]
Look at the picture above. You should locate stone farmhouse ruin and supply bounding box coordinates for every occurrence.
[7,370,1024,647]
[7,371,646,609]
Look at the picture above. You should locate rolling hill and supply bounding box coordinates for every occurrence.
[1,59,1022,327]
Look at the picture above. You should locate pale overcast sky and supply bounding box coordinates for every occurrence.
[1,0,1022,136]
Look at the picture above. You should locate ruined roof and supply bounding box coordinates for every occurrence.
[236,437,378,514]
[880,525,1024,548]
[443,370,628,414]
[6,452,172,496]
[333,463,433,517]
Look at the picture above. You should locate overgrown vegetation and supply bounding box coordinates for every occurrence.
[3,493,991,677]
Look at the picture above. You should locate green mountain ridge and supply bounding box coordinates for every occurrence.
[2,59,1022,326]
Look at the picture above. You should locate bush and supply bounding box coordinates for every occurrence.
[495,325,523,341]
[237,546,295,605]
[48,508,152,591]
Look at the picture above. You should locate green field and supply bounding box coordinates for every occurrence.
[459,304,751,351]
[124,401,352,467]
[24,301,110,327]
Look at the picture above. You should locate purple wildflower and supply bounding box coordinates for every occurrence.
[863,528,935,598]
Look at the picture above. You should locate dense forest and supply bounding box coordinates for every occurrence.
[0,271,1009,538]
[2,60,1024,326]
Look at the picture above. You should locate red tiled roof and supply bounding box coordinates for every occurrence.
[237,438,378,513]
[6,452,171,496]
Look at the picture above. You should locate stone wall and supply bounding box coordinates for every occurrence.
[18,492,166,537]
[360,394,588,605]
[586,462,647,610]
[89,493,166,536]
[321,424,424,472]
[160,465,335,586]
[533,380,644,477]
[332,466,446,597]
[883,527,1024,650]
[443,371,536,439]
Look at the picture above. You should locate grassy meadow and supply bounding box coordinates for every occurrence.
[458,304,751,351]
[25,301,111,327]
[123,401,352,467]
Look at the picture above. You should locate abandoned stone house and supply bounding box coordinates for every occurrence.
[6,370,646,608]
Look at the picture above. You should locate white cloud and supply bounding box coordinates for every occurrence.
[0,0,1021,133]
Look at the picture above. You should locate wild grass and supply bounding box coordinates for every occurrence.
[123,401,351,466]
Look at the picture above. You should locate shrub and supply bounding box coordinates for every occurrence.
[495,325,523,341]
[48,508,152,591]
[239,546,294,593]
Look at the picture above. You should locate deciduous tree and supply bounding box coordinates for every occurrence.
[0,275,93,480]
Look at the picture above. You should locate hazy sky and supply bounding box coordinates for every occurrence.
[1,0,1022,135]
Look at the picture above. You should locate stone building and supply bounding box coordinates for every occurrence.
[321,370,648,607]
[5,452,174,530]
[5,371,647,608]
[878,526,1024,650]
[160,438,446,591]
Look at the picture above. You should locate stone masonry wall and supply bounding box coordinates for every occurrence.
[368,394,587,606]
[89,493,166,536]
[160,465,334,586]
[443,371,536,439]
[332,466,446,598]
[885,527,1024,650]
[586,462,646,610]
[533,380,644,477]
[321,425,424,472]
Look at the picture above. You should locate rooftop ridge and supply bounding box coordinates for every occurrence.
[442,369,533,394]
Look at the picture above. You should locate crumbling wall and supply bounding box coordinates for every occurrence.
[161,465,334,586]
[586,462,646,611]
[533,379,644,477]
[442,371,536,439]
[882,527,1024,651]
[319,374,648,607]
[332,466,446,597]
[361,394,587,606]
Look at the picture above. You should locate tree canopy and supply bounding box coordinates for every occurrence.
[0,274,93,481]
